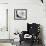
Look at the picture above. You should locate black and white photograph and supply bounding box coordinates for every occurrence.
[14,9,27,20]
[0,0,46,46]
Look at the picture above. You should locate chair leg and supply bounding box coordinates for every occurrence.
[30,41,34,46]
[20,41,21,45]
[30,39,34,46]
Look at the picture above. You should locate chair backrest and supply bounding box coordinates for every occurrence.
[27,23,40,35]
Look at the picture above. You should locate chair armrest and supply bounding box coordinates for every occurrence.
[19,31,27,41]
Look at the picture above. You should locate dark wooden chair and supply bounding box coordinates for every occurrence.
[19,23,40,46]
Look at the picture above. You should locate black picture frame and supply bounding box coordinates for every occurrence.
[14,9,27,20]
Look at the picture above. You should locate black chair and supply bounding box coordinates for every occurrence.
[19,23,40,46]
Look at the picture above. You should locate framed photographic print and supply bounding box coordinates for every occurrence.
[14,9,27,20]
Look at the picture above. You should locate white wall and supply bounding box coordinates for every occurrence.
[0,0,8,3]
